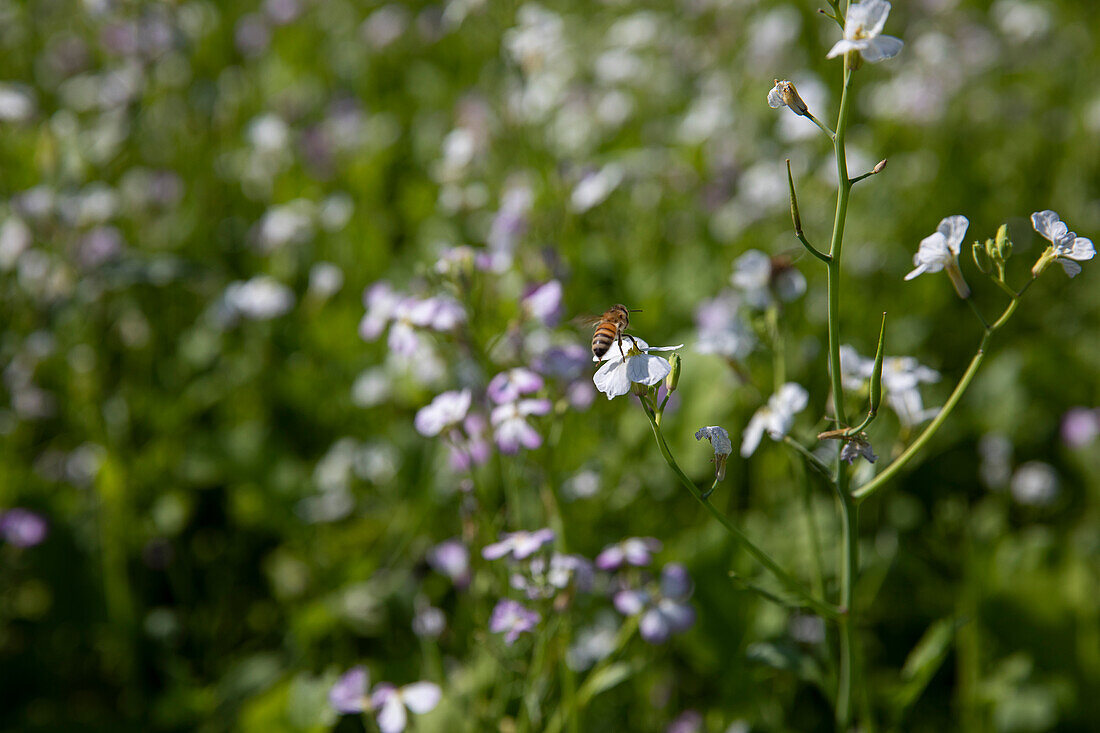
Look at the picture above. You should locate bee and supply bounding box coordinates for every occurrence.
[582,304,642,361]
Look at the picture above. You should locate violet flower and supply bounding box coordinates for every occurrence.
[487,368,543,404]
[595,537,662,571]
[482,529,555,561]
[0,508,47,547]
[427,539,471,588]
[613,563,696,644]
[329,666,370,714]
[489,598,540,644]
[490,398,551,453]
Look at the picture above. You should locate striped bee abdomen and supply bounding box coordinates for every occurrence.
[591,323,619,359]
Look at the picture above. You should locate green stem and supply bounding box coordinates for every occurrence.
[782,435,834,482]
[851,298,1020,502]
[640,401,838,618]
[836,472,858,729]
[826,64,854,428]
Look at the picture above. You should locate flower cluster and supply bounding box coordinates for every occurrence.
[329,667,441,733]
[360,282,466,357]
[613,563,696,644]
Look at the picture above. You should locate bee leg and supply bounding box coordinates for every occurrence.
[617,332,626,358]
[625,334,639,350]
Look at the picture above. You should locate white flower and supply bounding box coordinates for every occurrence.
[1030,210,1095,277]
[223,276,295,320]
[571,164,623,213]
[731,250,805,309]
[413,389,472,437]
[826,0,903,63]
[695,426,733,481]
[905,215,971,298]
[592,337,683,400]
[767,80,808,116]
[741,383,808,457]
[371,682,442,733]
[1010,461,1059,506]
[882,356,940,427]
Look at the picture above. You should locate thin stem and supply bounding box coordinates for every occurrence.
[640,402,839,617]
[782,435,834,482]
[786,159,832,264]
[805,111,837,139]
[966,298,989,330]
[826,64,854,429]
[836,474,858,729]
[852,297,1021,503]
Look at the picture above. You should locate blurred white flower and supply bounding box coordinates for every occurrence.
[414,389,471,437]
[223,276,294,320]
[0,84,35,121]
[905,215,971,297]
[256,200,314,251]
[826,0,903,63]
[742,383,808,457]
[1030,210,1095,278]
[571,164,623,213]
[731,250,805,309]
[307,262,344,299]
[247,113,289,152]
[0,217,32,271]
[694,293,755,360]
[1010,461,1059,506]
[881,356,940,427]
[592,337,682,400]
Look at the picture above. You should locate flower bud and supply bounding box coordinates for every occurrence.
[972,240,992,273]
[665,353,681,394]
[994,223,1012,261]
[872,159,887,175]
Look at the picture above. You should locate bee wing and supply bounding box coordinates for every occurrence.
[569,313,606,328]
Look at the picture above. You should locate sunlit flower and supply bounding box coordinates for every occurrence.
[695,426,733,481]
[427,539,471,588]
[371,681,442,733]
[905,215,971,298]
[826,0,903,63]
[741,383,808,457]
[329,666,370,714]
[613,563,695,644]
[489,598,540,644]
[487,368,543,404]
[731,250,805,309]
[592,337,683,400]
[490,398,551,453]
[767,80,808,116]
[482,528,555,561]
[0,508,47,547]
[413,389,472,437]
[595,537,662,570]
[1030,210,1095,277]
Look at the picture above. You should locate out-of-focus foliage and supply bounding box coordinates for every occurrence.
[1,0,1099,731]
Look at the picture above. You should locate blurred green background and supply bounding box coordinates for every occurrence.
[1,0,1099,730]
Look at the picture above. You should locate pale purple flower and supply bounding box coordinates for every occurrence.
[694,292,755,360]
[487,368,543,404]
[595,537,662,570]
[360,285,465,355]
[742,383,809,457]
[613,564,695,644]
[731,250,805,309]
[446,414,492,471]
[511,553,594,599]
[905,215,970,298]
[0,508,48,547]
[77,226,123,268]
[1031,210,1095,277]
[667,710,703,733]
[486,183,533,270]
[490,398,551,453]
[414,389,472,437]
[371,681,442,733]
[360,282,401,340]
[489,598,540,644]
[567,380,596,410]
[522,280,563,326]
[482,528,554,560]
[428,539,471,588]
[1061,408,1100,448]
[329,666,370,714]
[826,0,903,63]
[592,337,683,400]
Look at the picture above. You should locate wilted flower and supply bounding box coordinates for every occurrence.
[906,215,971,298]
[592,337,683,400]
[741,383,808,457]
[613,563,695,644]
[731,250,805,309]
[767,80,808,116]
[329,666,370,714]
[840,433,877,464]
[0,508,48,547]
[482,528,555,561]
[695,426,733,481]
[489,598,540,644]
[595,537,662,571]
[371,682,442,733]
[1030,210,1095,277]
[490,398,551,453]
[826,0,903,64]
[414,389,472,437]
[427,539,471,588]
[487,368,543,404]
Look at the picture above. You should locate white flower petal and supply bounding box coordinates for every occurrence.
[740,413,768,457]
[1069,237,1095,261]
[643,343,683,352]
[777,383,809,414]
[401,682,442,714]
[1058,259,1082,278]
[826,39,862,59]
[849,0,891,38]
[768,84,785,109]
[936,215,969,252]
[376,695,408,733]
[627,353,672,386]
[593,361,632,399]
[860,34,903,62]
[1031,210,1060,241]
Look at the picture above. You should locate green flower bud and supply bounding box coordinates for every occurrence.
[995,223,1012,260]
[972,240,992,274]
[665,353,682,394]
